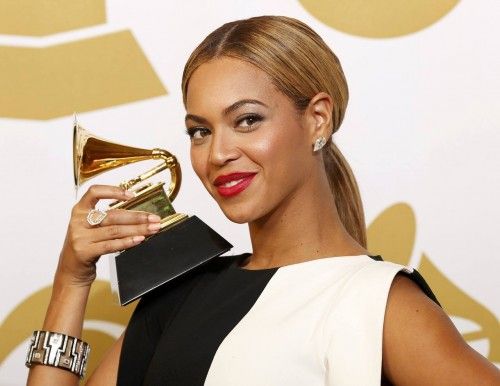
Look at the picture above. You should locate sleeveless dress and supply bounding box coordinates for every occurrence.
[117,254,438,385]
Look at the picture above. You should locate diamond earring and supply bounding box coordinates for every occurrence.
[313,136,326,152]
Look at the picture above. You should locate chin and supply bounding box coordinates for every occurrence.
[221,209,254,224]
[218,204,261,224]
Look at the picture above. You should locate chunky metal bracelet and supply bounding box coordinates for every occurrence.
[25,330,90,379]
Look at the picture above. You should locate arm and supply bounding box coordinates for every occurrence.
[27,185,160,386]
[382,274,500,385]
[85,333,124,386]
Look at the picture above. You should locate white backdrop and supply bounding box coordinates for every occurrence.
[1,1,499,384]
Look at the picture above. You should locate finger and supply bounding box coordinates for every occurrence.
[78,185,134,209]
[90,223,161,243]
[89,235,146,256]
[100,209,161,227]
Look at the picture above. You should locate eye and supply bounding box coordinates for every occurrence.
[236,114,263,130]
[186,127,211,141]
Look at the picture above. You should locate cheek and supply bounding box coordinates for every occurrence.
[190,147,209,185]
[249,123,307,182]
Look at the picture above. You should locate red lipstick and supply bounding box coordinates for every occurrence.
[213,172,257,197]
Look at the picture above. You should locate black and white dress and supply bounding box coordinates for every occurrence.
[117,254,438,385]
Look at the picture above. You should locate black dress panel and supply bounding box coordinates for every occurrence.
[118,255,277,385]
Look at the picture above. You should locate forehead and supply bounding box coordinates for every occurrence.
[185,57,277,114]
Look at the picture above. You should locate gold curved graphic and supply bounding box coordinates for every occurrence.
[298,0,460,38]
[0,281,135,382]
[0,0,106,36]
[367,202,415,266]
[419,253,500,361]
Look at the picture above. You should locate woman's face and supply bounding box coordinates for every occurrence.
[185,57,317,224]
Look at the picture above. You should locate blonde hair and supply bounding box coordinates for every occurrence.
[182,15,367,247]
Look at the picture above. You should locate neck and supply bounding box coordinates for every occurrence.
[245,168,368,270]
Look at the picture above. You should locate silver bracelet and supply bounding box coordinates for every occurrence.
[25,330,90,379]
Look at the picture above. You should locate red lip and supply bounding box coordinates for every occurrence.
[214,172,257,197]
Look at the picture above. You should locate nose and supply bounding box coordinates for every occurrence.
[208,129,240,167]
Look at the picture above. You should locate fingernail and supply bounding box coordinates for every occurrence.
[148,214,161,222]
[124,190,135,198]
[133,235,145,243]
[148,223,161,231]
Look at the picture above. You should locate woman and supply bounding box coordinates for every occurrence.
[27,16,499,385]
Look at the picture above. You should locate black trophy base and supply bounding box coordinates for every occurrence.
[111,215,232,305]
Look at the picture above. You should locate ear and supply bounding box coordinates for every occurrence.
[303,92,333,143]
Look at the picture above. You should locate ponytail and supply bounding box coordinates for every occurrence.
[324,141,367,248]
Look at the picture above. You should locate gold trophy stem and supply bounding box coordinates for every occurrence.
[160,213,189,230]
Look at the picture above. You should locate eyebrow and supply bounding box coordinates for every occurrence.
[185,99,268,123]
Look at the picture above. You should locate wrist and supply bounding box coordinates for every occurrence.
[43,280,91,339]
[51,272,92,306]
[55,256,96,289]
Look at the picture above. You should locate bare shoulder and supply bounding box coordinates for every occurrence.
[85,333,124,386]
[382,273,500,386]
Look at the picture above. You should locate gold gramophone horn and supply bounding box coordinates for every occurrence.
[73,115,186,228]
[73,117,181,201]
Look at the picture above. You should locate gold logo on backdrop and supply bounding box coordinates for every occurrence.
[298,0,460,38]
[0,0,166,120]
[1,203,498,379]
[367,203,500,362]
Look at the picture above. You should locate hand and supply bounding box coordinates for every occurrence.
[57,185,161,287]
